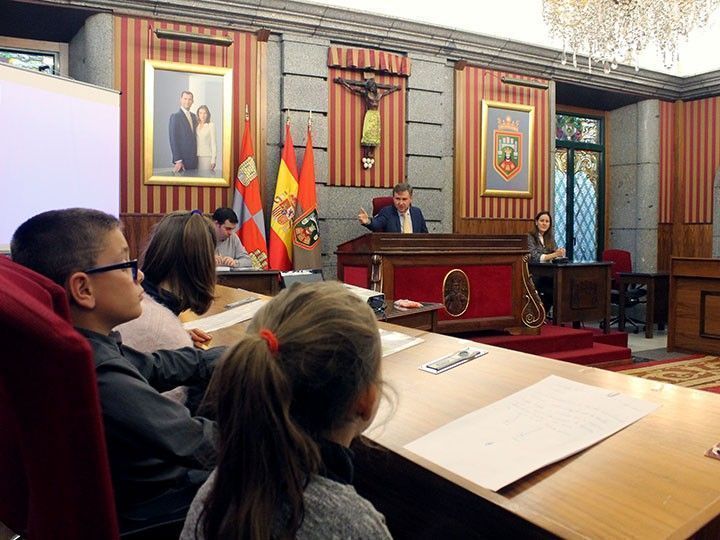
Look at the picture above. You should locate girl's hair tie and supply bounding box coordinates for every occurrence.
[259,328,279,355]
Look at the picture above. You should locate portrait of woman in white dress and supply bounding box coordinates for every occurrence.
[196,104,217,174]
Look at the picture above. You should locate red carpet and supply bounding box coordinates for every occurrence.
[606,355,720,393]
[467,325,631,366]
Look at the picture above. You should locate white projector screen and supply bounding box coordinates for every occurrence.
[0,64,120,251]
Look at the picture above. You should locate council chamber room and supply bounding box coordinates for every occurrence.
[3,0,720,538]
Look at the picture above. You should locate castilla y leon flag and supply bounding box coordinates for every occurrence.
[293,120,322,270]
[232,107,268,269]
[268,120,299,271]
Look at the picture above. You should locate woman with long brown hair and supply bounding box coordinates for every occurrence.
[180,281,392,539]
[116,210,216,352]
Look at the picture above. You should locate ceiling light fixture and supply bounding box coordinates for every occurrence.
[542,0,720,74]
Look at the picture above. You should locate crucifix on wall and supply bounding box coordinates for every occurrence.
[333,75,400,169]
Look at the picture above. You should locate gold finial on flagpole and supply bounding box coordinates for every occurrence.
[285,110,290,125]
[308,110,312,130]
[244,104,249,121]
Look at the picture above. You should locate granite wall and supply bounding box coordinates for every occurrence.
[268,34,454,278]
[608,100,660,272]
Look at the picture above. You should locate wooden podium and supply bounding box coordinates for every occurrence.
[335,233,543,333]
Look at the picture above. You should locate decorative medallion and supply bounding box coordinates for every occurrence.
[442,269,470,317]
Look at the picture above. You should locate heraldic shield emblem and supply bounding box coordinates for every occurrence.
[293,209,320,250]
[493,115,523,182]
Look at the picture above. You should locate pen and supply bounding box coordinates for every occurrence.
[225,296,258,309]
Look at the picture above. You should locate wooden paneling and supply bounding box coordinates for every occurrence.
[120,212,163,259]
[456,219,534,236]
[674,224,713,258]
[657,223,673,272]
[669,257,720,354]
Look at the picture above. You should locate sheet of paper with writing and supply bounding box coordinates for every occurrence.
[183,299,267,332]
[405,375,660,491]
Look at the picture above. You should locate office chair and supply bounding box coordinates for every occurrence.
[601,249,646,333]
[372,196,393,216]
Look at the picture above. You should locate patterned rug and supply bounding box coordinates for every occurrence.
[611,355,720,393]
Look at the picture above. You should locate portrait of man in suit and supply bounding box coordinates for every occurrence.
[168,90,198,173]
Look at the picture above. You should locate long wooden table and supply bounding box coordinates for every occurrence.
[203,286,720,538]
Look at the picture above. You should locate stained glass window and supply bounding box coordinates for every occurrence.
[572,150,600,262]
[556,114,599,144]
[0,49,56,73]
[554,148,568,251]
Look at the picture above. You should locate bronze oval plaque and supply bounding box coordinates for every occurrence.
[442,269,470,317]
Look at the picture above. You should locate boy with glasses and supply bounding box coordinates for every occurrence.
[10,208,222,533]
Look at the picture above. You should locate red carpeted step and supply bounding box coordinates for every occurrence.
[587,327,629,348]
[471,325,594,354]
[544,342,632,366]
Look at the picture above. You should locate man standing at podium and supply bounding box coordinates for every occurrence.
[358,182,429,233]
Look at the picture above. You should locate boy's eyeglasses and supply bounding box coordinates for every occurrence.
[83,259,139,282]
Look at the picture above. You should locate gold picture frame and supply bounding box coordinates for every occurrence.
[144,59,233,187]
[480,100,534,198]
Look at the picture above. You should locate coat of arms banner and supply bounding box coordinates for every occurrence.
[480,100,535,198]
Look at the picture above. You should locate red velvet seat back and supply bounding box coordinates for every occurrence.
[372,196,393,216]
[601,249,633,285]
[0,256,119,539]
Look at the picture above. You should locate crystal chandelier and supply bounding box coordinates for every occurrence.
[542,0,720,73]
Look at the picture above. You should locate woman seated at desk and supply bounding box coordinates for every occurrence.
[528,211,566,312]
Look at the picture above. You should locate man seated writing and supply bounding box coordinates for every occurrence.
[10,208,223,532]
[212,207,253,268]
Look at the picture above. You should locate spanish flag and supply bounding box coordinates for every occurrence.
[268,120,299,271]
[232,106,268,269]
[293,118,322,270]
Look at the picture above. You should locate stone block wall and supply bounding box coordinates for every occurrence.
[268,35,455,278]
[608,99,660,272]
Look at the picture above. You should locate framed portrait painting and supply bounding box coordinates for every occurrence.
[144,59,232,187]
[480,100,534,198]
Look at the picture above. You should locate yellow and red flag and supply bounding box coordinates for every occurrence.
[232,106,268,269]
[268,120,299,270]
[293,118,322,270]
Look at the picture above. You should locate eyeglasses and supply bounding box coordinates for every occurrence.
[83,259,139,282]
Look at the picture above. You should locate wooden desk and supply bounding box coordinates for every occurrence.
[378,303,443,333]
[216,270,281,296]
[669,257,720,354]
[618,272,669,339]
[198,286,720,537]
[336,233,543,334]
[530,262,611,332]
[354,329,720,539]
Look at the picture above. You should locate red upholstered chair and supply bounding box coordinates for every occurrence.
[372,196,393,216]
[601,249,646,333]
[0,255,120,539]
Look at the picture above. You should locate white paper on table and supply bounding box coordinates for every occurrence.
[183,299,267,332]
[380,328,424,357]
[215,266,232,272]
[405,375,660,491]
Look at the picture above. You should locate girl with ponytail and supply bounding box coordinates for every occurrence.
[180,281,392,539]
